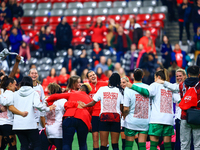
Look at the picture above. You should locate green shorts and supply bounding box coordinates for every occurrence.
[148,124,174,137]
[124,128,148,137]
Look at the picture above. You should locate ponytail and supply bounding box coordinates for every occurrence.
[155,68,169,81]
[109,73,124,95]
[0,76,15,91]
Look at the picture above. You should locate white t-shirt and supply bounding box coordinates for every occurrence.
[0,90,14,125]
[124,83,150,131]
[93,86,123,116]
[148,82,179,126]
[46,99,67,139]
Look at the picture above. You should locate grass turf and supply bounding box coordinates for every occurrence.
[6,133,138,150]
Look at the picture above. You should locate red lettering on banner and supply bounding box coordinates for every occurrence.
[103,92,118,112]
[160,89,172,114]
[46,109,56,125]
[134,94,149,119]
[0,105,8,119]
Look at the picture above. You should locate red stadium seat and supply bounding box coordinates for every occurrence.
[35,17,49,25]
[21,17,33,25]
[136,14,151,22]
[49,16,61,26]
[107,15,121,24]
[50,25,57,30]
[51,0,63,4]
[121,14,136,24]
[137,21,149,28]
[17,0,23,3]
[50,30,56,36]
[72,37,85,45]
[37,0,49,3]
[29,30,38,38]
[148,20,164,28]
[23,0,36,3]
[66,16,78,24]
[34,25,43,31]
[78,16,92,24]
[77,23,91,30]
[93,15,106,24]
[21,25,33,32]
[54,37,57,44]
[65,0,77,3]
[151,13,166,21]
[72,29,81,37]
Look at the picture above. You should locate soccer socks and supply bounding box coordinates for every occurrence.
[93,148,99,150]
[100,146,107,150]
[112,143,119,150]
[164,142,172,150]
[138,142,146,150]
[122,139,126,150]
[125,141,133,150]
[150,141,158,150]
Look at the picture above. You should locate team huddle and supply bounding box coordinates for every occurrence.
[0,56,199,150]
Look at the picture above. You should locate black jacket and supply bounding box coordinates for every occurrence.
[192,6,200,24]
[62,56,77,74]
[13,5,24,17]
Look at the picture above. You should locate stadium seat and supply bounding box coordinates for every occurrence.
[107,15,121,23]
[34,25,43,31]
[50,9,64,16]
[128,1,142,7]
[23,3,37,10]
[78,8,93,16]
[143,0,157,7]
[94,8,108,15]
[30,50,41,58]
[154,6,168,13]
[109,8,124,15]
[139,7,154,14]
[35,16,49,25]
[49,16,61,26]
[72,29,81,37]
[25,57,38,65]
[38,3,52,9]
[21,25,33,32]
[78,16,92,24]
[21,17,33,25]
[23,0,36,3]
[98,1,112,8]
[113,1,127,8]
[148,20,164,28]
[93,15,107,24]
[52,64,63,71]
[39,57,53,65]
[65,0,77,3]
[56,50,67,57]
[17,0,23,3]
[24,10,35,17]
[136,14,151,22]
[51,0,64,4]
[83,2,97,8]
[53,2,67,9]
[66,16,77,24]
[35,9,49,16]
[37,0,49,3]
[53,57,65,64]
[124,7,139,14]
[68,2,83,9]
[64,9,78,16]
[152,13,166,21]
[121,14,136,24]
[72,37,85,45]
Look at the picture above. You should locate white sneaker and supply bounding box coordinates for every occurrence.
[179,41,182,45]
[187,40,192,46]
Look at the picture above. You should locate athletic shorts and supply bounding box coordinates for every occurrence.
[120,127,125,132]
[148,124,174,137]
[99,121,120,133]
[0,125,15,136]
[91,116,100,132]
[124,128,148,137]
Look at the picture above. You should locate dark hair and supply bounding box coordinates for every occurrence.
[48,83,62,94]
[81,85,90,94]
[163,35,171,48]
[94,22,103,28]
[29,64,36,69]
[155,69,169,81]
[21,41,27,48]
[0,76,15,91]
[49,68,56,77]
[86,70,94,78]
[20,76,33,87]
[0,72,4,78]
[134,68,144,81]
[187,65,199,77]
[109,73,124,95]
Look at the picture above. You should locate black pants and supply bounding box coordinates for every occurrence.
[49,138,62,150]
[179,22,190,41]
[174,119,181,150]
[0,125,16,150]
[15,129,40,150]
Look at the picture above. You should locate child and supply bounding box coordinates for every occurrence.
[19,41,31,61]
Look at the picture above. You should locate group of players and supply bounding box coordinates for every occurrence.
[0,55,199,150]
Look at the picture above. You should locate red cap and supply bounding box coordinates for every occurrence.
[12,17,17,22]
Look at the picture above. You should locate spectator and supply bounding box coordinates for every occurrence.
[106,19,118,47]
[2,17,12,33]
[161,35,172,69]
[146,38,156,54]
[110,26,132,62]
[57,67,70,89]
[193,26,200,59]
[168,61,180,83]
[192,0,200,33]
[87,17,107,49]
[196,53,200,66]
[91,42,104,69]
[114,62,121,72]
[105,70,112,79]
[19,41,31,61]
[107,58,114,71]
[77,49,89,76]
[138,30,156,53]
[81,68,89,83]
[56,16,72,50]
[178,0,192,45]
[0,29,8,50]
[94,56,108,73]
[11,17,24,35]
[14,67,23,84]
[22,32,30,44]
[7,0,17,18]
[70,70,77,76]
[9,27,22,57]
[122,44,138,74]
[118,67,126,78]
[62,48,76,74]
[46,68,57,84]
[136,44,146,68]
[43,26,55,60]
[96,67,108,81]
[0,1,11,26]
[12,2,23,19]
[39,26,46,51]
[171,43,190,69]
[124,15,143,46]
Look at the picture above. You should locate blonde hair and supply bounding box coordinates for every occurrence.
[121,76,129,82]
[176,68,186,76]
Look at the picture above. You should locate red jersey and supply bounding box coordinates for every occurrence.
[89,81,108,116]
[46,76,57,84]
[46,91,93,130]
[88,25,107,44]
